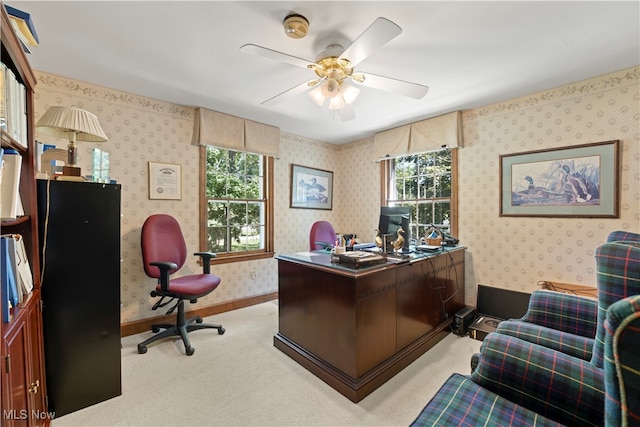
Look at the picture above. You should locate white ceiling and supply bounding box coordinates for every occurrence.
[12,1,640,145]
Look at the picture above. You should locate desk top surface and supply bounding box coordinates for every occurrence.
[276,246,464,277]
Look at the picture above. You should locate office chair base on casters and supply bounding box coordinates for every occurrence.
[137,300,225,356]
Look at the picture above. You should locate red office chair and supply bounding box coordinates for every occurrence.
[309,220,337,250]
[137,214,225,356]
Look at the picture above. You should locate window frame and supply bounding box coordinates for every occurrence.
[380,148,458,239]
[199,145,274,264]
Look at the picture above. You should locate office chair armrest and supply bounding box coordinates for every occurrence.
[194,251,217,274]
[150,261,178,291]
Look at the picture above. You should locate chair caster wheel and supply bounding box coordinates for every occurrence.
[186,347,195,356]
[138,345,147,354]
[218,327,226,335]
[196,317,203,324]
[152,326,160,333]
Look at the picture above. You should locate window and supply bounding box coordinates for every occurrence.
[201,146,274,263]
[92,148,110,182]
[382,148,457,241]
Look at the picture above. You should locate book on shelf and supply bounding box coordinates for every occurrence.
[0,63,28,147]
[0,148,22,220]
[0,65,5,132]
[1,236,19,322]
[4,5,39,54]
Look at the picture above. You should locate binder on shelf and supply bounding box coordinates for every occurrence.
[0,148,22,220]
[1,236,19,322]
[2,234,33,299]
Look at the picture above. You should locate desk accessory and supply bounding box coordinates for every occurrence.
[333,251,386,268]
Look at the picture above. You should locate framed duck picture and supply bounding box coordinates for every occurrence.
[290,164,333,210]
[499,140,619,217]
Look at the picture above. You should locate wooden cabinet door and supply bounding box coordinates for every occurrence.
[25,298,47,426]
[1,297,49,427]
[3,314,29,427]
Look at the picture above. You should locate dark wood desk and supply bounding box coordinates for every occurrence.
[275,248,465,402]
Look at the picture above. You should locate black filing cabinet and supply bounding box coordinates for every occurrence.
[36,179,122,417]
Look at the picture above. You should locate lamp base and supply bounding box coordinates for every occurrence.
[63,166,81,176]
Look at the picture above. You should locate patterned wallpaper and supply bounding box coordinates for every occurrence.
[459,68,639,303]
[33,66,639,322]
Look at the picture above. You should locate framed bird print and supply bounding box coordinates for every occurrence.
[290,164,333,210]
[499,140,619,217]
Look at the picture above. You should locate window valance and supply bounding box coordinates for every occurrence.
[373,125,411,160]
[373,111,461,161]
[245,119,280,158]
[192,108,280,157]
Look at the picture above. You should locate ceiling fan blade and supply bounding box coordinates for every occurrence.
[240,44,315,69]
[339,17,402,67]
[261,80,314,106]
[357,72,429,99]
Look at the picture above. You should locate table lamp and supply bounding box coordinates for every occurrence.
[36,106,108,177]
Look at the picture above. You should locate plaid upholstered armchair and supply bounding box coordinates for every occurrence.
[411,240,640,427]
[494,230,640,361]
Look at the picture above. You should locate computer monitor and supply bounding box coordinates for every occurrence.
[378,206,411,253]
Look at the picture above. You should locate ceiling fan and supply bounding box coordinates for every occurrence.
[240,16,429,120]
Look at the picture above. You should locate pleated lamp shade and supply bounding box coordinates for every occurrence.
[36,106,108,142]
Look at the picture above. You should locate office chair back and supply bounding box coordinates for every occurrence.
[309,221,336,250]
[141,214,187,279]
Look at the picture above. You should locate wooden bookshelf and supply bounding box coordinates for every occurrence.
[1,3,49,426]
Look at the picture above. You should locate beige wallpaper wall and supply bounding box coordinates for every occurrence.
[34,72,282,323]
[34,66,639,322]
[459,68,640,303]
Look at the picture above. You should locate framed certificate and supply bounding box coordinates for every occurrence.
[148,161,182,200]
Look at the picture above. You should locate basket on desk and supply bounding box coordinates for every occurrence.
[426,237,442,246]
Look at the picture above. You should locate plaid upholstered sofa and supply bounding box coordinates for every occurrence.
[411,240,640,426]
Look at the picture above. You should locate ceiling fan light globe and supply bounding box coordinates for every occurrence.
[341,83,360,104]
[308,85,326,106]
[329,96,346,111]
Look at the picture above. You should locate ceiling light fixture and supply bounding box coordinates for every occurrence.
[283,14,309,39]
[306,50,363,120]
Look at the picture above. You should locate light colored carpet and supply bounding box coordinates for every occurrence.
[51,301,481,427]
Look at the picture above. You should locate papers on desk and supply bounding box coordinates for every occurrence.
[340,251,379,259]
[416,244,442,252]
[335,251,387,268]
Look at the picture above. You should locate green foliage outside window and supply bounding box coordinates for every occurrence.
[389,150,452,240]
[205,146,265,253]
